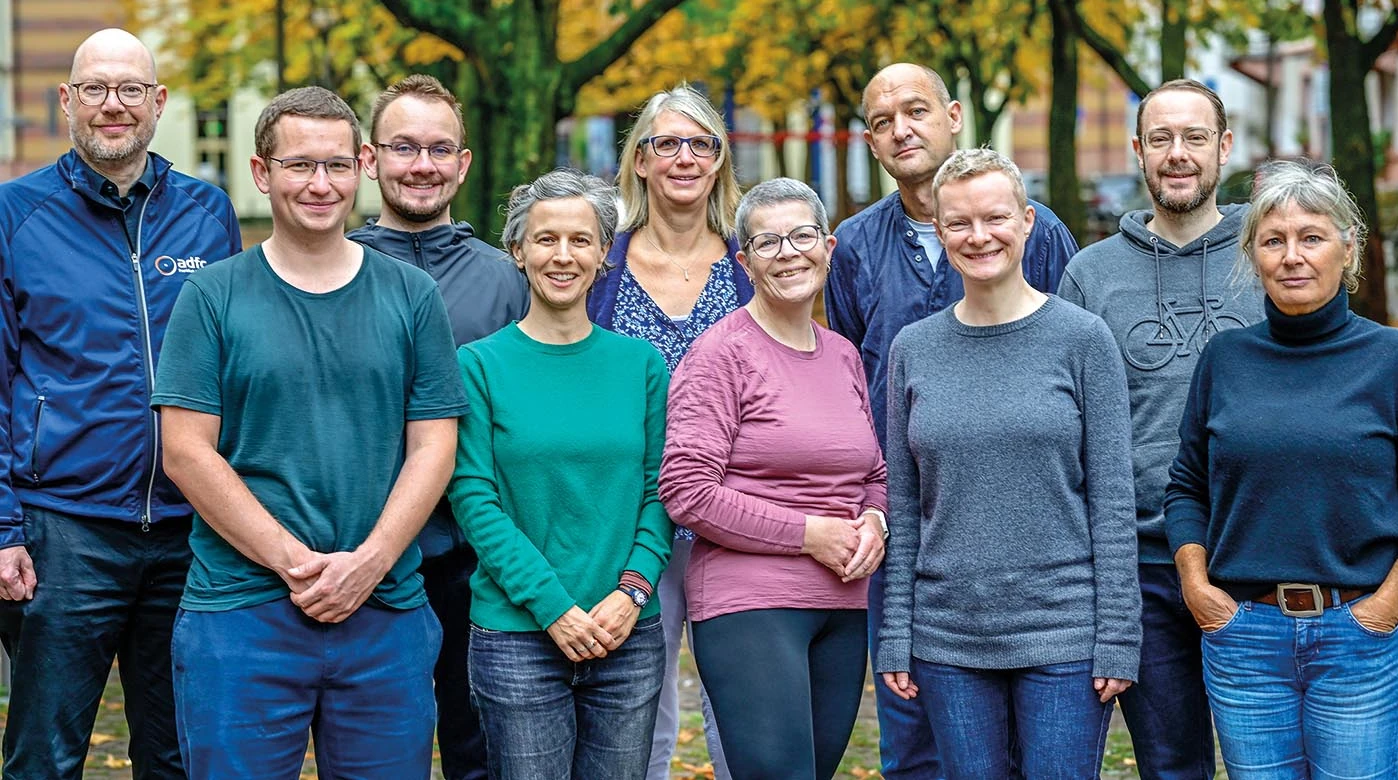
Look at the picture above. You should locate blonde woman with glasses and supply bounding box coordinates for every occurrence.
[589,84,748,780]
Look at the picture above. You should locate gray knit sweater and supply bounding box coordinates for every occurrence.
[876,295,1141,681]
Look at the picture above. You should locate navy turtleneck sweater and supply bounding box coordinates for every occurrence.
[1164,289,1398,599]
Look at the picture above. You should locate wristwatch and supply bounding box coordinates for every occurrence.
[617,585,649,608]
[864,508,890,540]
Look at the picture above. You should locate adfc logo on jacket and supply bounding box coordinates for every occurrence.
[154,255,207,276]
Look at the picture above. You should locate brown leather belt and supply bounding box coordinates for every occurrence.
[1254,584,1367,617]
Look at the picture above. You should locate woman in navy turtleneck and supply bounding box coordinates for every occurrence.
[1164,160,1398,778]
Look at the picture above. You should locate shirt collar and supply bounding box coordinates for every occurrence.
[74,153,156,206]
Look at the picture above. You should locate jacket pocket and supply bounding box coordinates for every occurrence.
[29,395,46,484]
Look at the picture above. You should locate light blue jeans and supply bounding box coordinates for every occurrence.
[1202,596,1398,779]
[468,615,665,780]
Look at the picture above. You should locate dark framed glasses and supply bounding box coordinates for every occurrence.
[640,135,721,158]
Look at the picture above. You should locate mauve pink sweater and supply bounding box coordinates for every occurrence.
[659,308,887,622]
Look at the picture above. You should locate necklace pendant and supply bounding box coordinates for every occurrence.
[683,269,689,281]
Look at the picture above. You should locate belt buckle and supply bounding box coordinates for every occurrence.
[1276,583,1324,617]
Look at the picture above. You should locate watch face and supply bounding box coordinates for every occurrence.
[622,586,648,607]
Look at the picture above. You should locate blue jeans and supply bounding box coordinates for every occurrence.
[1118,563,1216,779]
[868,567,944,778]
[912,657,1112,780]
[468,615,665,780]
[172,598,441,779]
[0,507,190,780]
[1202,597,1398,779]
[692,608,867,780]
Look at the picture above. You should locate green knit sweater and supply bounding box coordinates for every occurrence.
[448,323,673,631]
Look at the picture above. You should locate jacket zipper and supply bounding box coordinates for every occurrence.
[29,395,46,483]
[412,234,426,269]
[131,185,159,532]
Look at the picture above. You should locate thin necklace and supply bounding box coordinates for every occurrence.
[641,228,697,282]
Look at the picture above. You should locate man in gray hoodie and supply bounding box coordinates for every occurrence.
[348,74,528,780]
[1058,79,1262,780]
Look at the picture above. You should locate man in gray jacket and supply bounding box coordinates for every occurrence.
[1058,79,1262,780]
[348,74,528,780]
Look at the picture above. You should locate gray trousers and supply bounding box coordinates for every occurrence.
[646,536,731,780]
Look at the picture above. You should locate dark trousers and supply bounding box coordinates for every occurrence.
[1117,563,1217,779]
[693,608,867,780]
[422,544,489,780]
[0,507,191,780]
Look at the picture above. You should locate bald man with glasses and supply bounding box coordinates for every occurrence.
[0,28,240,779]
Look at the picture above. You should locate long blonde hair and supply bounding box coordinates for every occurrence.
[617,85,739,238]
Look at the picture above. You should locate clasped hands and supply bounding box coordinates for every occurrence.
[546,590,643,662]
[802,510,885,583]
[279,544,391,624]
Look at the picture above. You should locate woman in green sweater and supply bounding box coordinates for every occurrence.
[447,168,674,780]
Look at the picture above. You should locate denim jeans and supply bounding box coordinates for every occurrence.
[912,657,1112,780]
[647,536,730,780]
[421,544,488,780]
[1202,597,1398,779]
[868,567,944,778]
[468,615,665,780]
[172,598,441,779]
[692,608,867,780]
[1118,563,1216,779]
[0,507,190,780]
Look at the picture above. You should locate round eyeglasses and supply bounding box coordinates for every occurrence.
[69,82,157,107]
[1140,128,1219,152]
[744,225,825,259]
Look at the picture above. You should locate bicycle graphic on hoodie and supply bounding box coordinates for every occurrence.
[1123,295,1249,370]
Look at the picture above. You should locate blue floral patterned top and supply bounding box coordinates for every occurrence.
[612,260,740,374]
[612,259,740,542]
[589,230,754,541]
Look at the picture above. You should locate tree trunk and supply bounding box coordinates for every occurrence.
[1264,31,1278,158]
[1048,0,1085,240]
[831,89,854,222]
[1324,0,1388,321]
[772,116,791,180]
[972,99,1002,148]
[1159,0,1187,83]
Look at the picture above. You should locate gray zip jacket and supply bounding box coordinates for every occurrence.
[350,219,529,557]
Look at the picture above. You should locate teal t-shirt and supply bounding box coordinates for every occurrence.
[448,323,673,632]
[152,244,470,611]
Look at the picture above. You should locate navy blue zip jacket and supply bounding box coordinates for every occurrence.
[0,150,241,547]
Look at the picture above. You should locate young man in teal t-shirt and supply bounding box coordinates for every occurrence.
[152,87,467,778]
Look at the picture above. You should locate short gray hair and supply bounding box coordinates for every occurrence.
[931,148,1027,218]
[735,178,829,249]
[1239,159,1367,293]
[617,84,739,238]
[501,168,619,254]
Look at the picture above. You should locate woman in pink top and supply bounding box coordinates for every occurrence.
[659,178,887,780]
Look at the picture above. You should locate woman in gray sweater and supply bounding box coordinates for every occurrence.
[876,148,1141,779]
